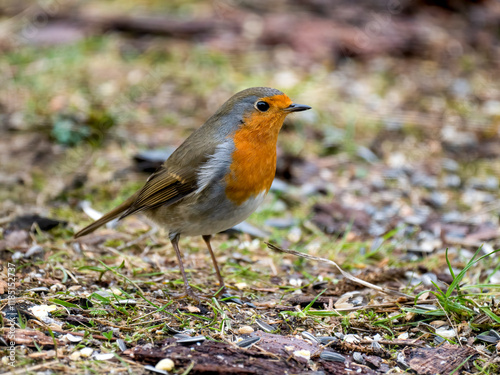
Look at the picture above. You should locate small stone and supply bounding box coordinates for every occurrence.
[287,227,302,243]
[435,327,456,339]
[235,282,248,290]
[50,283,66,292]
[397,332,409,340]
[443,174,461,188]
[95,353,115,360]
[29,305,58,320]
[155,358,175,371]
[69,351,81,361]
[293,350,310,360]
[64,333,83,343]
[186,305,201,313]
[24,245,44,258]
[442,158,459,172]
[238,325,254,335]
[12,251,23,261]
[264,217,296,229]
[80,347,93,357]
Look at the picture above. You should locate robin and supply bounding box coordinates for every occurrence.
[74,87,311,300]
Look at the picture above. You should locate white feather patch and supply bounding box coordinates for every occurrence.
[195,140,234,194]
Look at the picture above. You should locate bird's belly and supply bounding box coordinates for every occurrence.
[147,188,267,237]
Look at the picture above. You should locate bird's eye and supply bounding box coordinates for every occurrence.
[255,101,270,112]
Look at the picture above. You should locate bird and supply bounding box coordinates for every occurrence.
[74,87,311,300]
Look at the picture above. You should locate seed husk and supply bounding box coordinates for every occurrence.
[116,339,127,352]
[256,319,275,333]
[237,337,261,348]
[301,331,319,343]
[476,333,500,344]
[317,336,337,345]
[176,335,206,344]
[144,364,168,374]
[320,350,345,362]
[353,352,365,364]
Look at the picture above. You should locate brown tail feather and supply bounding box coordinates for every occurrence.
[74,194,138,238]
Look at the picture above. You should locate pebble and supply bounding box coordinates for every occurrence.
[421,273,438,287]
[443,174,461,188]
[50,283,66,292]
[29,305,58,320]
[356,146,379,163]
[69,351,81,361]
[293,350,311,361]
[397,332,409,340]
[428,191,448,207]
[80,347,93,357]
[155,358,175,371]
[24,245,44,258]
[238,326,254,335]
[264,217,296,229]
[435,327,456,339]
[442,158,459,172]
[287,227,302,243]
[11,251,23,261]
[64,333,83,343]
[95,353,115,360]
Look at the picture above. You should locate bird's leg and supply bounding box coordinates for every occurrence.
[202,234,226,296]
[170,233,201,302]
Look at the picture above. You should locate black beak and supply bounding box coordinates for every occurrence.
[284,103,311,112]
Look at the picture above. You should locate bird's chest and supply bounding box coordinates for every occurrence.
[224,136,277,206]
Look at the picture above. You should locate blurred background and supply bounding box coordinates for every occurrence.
[1,0,500,269]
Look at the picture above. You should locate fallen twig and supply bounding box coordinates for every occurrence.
[266,242,414,298]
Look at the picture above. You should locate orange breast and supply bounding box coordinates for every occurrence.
[224,114,285,205]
